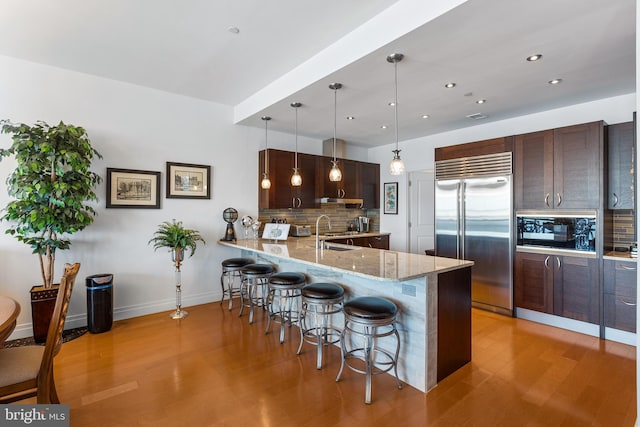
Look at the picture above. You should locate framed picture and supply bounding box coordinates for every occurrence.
[106,168,161,209]
[166,162,211,199]
[384,182,398,215]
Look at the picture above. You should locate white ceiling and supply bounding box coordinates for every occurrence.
[0,0,635,148]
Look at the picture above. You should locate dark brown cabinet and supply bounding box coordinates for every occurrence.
[607,121,635,210]
[515,252,599,323]
[259,149,319,209]
[259,150,380,210]
[319,157,359,199]
[552,255,599,323]
[359,161,380,209]
[515,252,553,313]
[326,234,389,250]
[603,259,637,333]
[515,122,602,210]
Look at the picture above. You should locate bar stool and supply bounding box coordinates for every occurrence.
[264,272,306,343]
[336,296,403,404]
[297,283,344,369]
[239,263,274,324]
[220,257,253,310]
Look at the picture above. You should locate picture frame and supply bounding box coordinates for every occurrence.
[384,182,398,215]
[106,168,161,209]
[166,162,211,199]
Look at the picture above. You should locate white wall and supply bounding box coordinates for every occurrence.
[369,93,637,251]
[0,55,315,338]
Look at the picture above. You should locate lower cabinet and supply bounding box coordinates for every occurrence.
[328,235,389,250]
[515,252,599,323]
[603,259,637,333]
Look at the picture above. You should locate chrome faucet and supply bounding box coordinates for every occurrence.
[315,214,332,249]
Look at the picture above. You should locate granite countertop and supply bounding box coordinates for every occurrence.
[218,238,473,282]
[603,251,638,261]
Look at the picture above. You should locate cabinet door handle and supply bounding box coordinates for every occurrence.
[556,256,561,270]
[619,264,637,271]
[620,298,637,307]
[340,189,346,198]
[613,193,619,208]
[556,193,562,207]
[544,256,550,269]
[297,198,302,208]
[368,243,373,248]
[544,193,550,207]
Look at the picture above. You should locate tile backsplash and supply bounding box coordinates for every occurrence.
[612,210,635,249]
[258,206,380,235]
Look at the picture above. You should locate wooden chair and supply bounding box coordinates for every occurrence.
[0,262,80,403]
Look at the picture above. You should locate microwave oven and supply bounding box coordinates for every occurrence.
[516,211,596,253]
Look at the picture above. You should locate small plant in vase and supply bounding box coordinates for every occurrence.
[149,219,205,319]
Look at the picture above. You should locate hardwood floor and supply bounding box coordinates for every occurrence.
[31,302,636,426]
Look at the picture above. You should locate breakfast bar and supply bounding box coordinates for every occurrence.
[218,238,474,392]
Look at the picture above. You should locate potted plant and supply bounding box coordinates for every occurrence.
[0,120,102,341]
[149,219,205,319]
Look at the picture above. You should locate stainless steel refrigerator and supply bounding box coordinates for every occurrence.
[435,153,513,316]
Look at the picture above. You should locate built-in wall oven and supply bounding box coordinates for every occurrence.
[516,211,597,255]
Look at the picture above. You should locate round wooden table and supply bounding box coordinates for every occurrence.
[0,296,20,347]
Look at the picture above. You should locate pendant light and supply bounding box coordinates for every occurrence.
[328,83,343,182]
[260,116,272,189]
[387,53,405,175]
[290,102,302,186]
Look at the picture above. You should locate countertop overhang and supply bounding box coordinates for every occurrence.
[218,238,473,282]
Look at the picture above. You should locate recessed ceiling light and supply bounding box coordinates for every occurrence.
[445,83,456,88]
[421,114,430,119]
[346,116,355,120]
[476,99,486,104]
[388,102,396,107]
[227,26,240,34]
[548,78,563,85]
[526,54,542,61]
[380,125,388,129]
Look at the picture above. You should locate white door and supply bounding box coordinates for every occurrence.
[408,170,435,254]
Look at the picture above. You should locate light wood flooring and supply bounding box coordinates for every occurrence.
[30,301,637,426]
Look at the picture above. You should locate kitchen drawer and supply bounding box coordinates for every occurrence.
[604,292,637,333]
[603,260,637,298]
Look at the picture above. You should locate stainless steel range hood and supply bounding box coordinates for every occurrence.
[320,197,363,207]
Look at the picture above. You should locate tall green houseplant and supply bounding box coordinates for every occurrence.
[0,120,102,288]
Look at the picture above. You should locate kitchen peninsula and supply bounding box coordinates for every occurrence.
[218,238,474,392]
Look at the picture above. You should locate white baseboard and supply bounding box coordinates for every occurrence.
[8,290,222,340]
[516,308,637,347]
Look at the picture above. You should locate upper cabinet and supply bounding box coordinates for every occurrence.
[515,121,603,210]
[607,120,636,210]
[259,149,319,209]
[258,149,380,210]
[319,157,359,200]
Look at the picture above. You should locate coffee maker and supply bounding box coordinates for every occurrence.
[357,216,370,233]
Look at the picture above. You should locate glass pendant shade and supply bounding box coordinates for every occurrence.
[261,173,271,189]
[291,168,302,186]
[387,53,405,175]
[290,102,302,187]
[389,149,405,175]
[329,160,342,182]
[261,116,272,189]
[328,83,343,182]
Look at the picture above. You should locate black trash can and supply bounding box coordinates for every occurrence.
[86,274,114,334]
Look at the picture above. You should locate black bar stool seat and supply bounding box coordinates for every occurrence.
[265,272,306,343]
[239,263,274,324]
[297,283,344,369]
[343,296,397,320]
[336,296,403,404]
[220,257,253,310]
